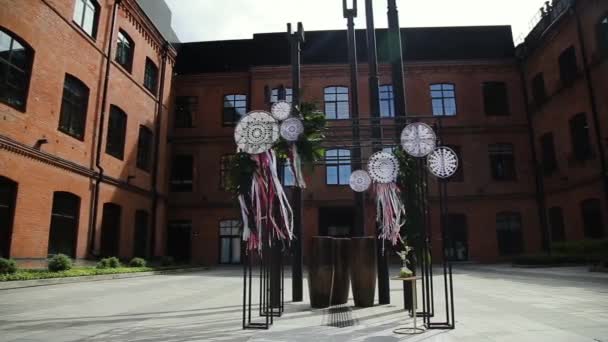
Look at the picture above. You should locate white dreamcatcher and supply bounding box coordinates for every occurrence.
[400,122,436,158]
[427,146,459,178]
[234,110,292,252]
[367,151,405,246]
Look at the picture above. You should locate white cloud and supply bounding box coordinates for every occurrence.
[165,0,546,43]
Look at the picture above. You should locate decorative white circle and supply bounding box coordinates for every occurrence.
[349,170,372,192]
[401,122,436,158]
[280,117,304,142]
[367,151,399,183]
[234,111,279,154]
[427,146,459,178]
[270,100,291,121]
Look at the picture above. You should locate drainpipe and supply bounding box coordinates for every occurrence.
[149,43,169,258]
[88,0,121,257]
[572,4,608,207]
[517,60,550,253]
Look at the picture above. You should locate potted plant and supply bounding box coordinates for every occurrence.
[396,241,414,278]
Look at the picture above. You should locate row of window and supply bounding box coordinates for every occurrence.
[0,176,150,258]
[0,3,160,113]
[73,0,159,93]
[0,29,154,171]
[173,81,510,128]
[169,144,516,192]
[540,113,593,175]
[547,199,605,240]
[531,12,608,107]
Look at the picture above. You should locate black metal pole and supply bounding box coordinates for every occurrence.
[387,0,407,118]
[288,22,305,302]
[343,0,366,238]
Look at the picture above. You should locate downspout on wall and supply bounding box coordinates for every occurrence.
[516,58,550,252]
[88,0,121,258]
[149,43,169,258]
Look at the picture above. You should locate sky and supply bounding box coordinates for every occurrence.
[164,0,547,44]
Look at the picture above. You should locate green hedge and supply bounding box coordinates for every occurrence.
[0,258,17,274]
[1,266,153,281]
[551,239,608,260]
[513,239,608,266]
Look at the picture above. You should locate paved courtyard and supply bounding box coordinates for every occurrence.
[1,265,607,342]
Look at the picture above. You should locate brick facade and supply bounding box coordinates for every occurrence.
[0,0,175,260]
[2,0,606,265]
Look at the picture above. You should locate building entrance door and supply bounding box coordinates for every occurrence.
[319,207,354,237]
[0,177,17,258]
[167,220,191,262]
[445,214,468,261]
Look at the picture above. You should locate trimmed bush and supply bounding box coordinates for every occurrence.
[551,239,608,261]
[0,258,17,274]
[160,256,175,267]
[97,257,121,269]
[48,254,73,272]
[129,257,146,268]
[513,254,589,266]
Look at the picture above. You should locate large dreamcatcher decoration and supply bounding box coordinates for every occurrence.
[234,110,293,252]
[274,101,307,188]
[367,151,406,246]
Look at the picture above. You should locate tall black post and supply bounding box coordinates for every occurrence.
[359,0,388,306]
[288,23,305,302]
[387,0,407,118]
[343,0,365,238]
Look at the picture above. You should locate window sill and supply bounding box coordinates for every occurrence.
[71,20,97,43]
[105,151,124,161]
[57,127,85,142]
[0,99,27,113]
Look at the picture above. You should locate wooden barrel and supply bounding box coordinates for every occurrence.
[331,238,351,305]
[308,236,334,308]
[350,237,377,307]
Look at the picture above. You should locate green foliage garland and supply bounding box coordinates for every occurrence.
[226,102,326,197]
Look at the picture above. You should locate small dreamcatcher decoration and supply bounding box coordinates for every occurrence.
[349,170,372,192]
[401,122,436,158]
[273,100,306,188]
[427,146,459,178]
[367,151,406,246]
[234,110,293,252]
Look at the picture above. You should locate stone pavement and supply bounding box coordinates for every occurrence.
[0,265,607,341]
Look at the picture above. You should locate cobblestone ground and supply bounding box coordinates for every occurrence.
[0,265,607,342]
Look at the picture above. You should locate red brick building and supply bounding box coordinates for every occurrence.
[517,0,608,246]
[0,0,176,260]
[2,0,606,265]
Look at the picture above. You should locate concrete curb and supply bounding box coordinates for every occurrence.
[0,267,208,290]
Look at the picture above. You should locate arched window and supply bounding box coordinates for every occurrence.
[271,87,293,103]
[222,94,247,125]
[59,74,89,140]
[496,212,524,256]
[133,210,149,258]
[547,207,565,242]
[48,192,80,257]
[324,86,349,119]
[219,220,241,264]
[100,203,121,257]
[0,27,34,111]
[106,105,127,159]
[72,0,100,38]
[325,149,351,185]
[430,83,456,116]
[115,29,134,72]
[597,15,608,55]
[0,176,18,258]
[379,84,394,118]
